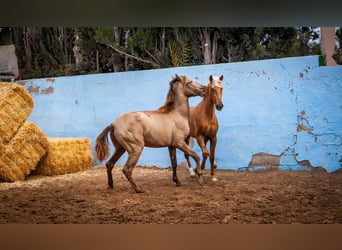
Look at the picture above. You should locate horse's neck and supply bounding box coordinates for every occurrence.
[199,89,216,121]
[173,94,190,118]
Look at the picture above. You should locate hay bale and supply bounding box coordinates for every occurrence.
[0,122,48,182]
[0,137,4,156]
[0,82,34,144]
[35,137,93,176]
[0,157,24,182]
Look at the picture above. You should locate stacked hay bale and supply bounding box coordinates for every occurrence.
[0,82,34,144]
[0,122,49,181]
[0,82,93,182]
[35,137,93,176]
[0,82,47,182]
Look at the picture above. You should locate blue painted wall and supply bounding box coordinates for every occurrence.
[19,56,342,172]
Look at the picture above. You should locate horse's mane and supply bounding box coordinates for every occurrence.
[157,86,174,113]
[157,77,178,113]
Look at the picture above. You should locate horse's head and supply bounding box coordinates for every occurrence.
[158,75,205,113]
[172,74,206,98]
[209,75,224,111]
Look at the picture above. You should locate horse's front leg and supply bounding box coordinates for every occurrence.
[209,136,218,181]
[184,136,196,177]
[168,146,181,186]
[196,136,209,171]
[176,141,203,185]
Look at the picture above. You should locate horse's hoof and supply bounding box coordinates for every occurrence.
[198,175,204,186]
[211,177,218,182]
[135,188,145,193]
[176,181,181,187]
[189,168,196,176]
[213,161,217,169]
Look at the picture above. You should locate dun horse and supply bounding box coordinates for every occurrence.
[95,75,206,193]
[184,75,224,181]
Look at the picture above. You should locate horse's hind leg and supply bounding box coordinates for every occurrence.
[168,146,181,186]
[106,146,125,189]
[122,149,144,193]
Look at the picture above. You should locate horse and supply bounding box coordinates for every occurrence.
[95,75,206,193]
[184,75,224,181]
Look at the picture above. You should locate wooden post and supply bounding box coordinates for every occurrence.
[320,27,337,66]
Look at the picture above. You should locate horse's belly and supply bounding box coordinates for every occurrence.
[143,128,173,147]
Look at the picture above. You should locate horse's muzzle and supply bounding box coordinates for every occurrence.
[216,103,224,111]
[199,85,206,97]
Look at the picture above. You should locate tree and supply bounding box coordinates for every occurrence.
[76,28,102,73]
[59,27,76,65]
[216,28,259,62]
[289,27,321,57]
[259,27,298,58]
[333,27,342,65]
[39,27,64,76]
[13,27,79,78]
[197,27,219,64]
[94,27,160,71]
[11,26,329,79]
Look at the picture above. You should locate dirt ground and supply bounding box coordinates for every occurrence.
[0,164,342,224]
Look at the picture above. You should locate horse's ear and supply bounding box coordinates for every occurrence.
[175,74,182,81]
[219,75,224,81]
[209,75,213,81]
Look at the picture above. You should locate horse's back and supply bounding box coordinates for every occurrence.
[112,111,184,148]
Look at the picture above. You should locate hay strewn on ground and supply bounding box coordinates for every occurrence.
[0,122,49,182]
[35,137,93,176]
[0,82,34,144]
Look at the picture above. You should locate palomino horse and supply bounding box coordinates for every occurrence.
[95,75,206,193]
[184,75,224,181]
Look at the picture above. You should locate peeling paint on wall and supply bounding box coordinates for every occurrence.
[27,85,39,95]
[41,86,54,94]
[46,78,55,83]
[243,149,326,172]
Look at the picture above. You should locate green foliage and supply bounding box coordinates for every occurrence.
[217,27,259,62]
[127,28,154,54]
[259,27,298,58]
[168,28,192,67]
[11,27,330,79]
[39,28,64,77]
[94,27,114,44]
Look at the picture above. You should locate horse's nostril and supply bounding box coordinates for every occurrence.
[216,104,224,111]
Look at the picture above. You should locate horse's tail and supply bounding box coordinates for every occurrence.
[95,124,113,162]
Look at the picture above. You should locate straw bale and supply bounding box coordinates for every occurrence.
[35,137,93,176]
[0,137,4,156]
[0,157,24,182]
[0,82,34,144]
[0,122,48,182]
